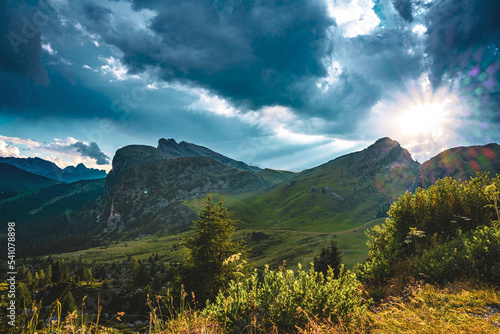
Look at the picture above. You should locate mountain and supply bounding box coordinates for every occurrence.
[231,138,420,231]
[415,143,500,188]
[102,143,274,238]
[0,163,62,192]
[0,178,105,254]
[0,157,107,182]
[157,138,262,172]
[10,137,500,263]
[0,157,60,176]
[45,163,107,183]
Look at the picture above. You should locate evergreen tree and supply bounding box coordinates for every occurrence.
[134,263,149,286]
[52,262,62,283]
[182,193,245,304]
[46,265,52,285]
[16,283,31,327]
[25,271,33,288]
[34,272,40,288]
[152,274,162,292]
[313,239,343,279]
[61,291,77,315]
[39,269,47,286]
[87,269,94,282]
[20,265,27,280]
[62,266,70,282]
[77,266,89,282]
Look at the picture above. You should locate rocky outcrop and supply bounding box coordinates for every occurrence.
[157,138,261,172]
[102,142,273,235]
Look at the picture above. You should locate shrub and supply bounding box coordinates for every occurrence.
[204,264,369,333]
[359,173,500,286]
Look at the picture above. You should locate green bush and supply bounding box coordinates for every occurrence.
[359,173,500,285]
[204,264,368,332]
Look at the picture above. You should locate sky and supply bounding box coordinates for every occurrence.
[0,0,499,172]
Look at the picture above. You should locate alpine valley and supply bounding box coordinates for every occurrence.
[2,137,499,269]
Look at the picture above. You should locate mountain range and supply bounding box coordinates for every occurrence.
[2,137,500,259]
[0,156,107,184]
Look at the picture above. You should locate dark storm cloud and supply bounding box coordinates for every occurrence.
[0,0,55,85]
[71,141,110,165]
[70,0,427,136]
[0,68,115,119]
[425,0,500,86]
[393,0,413,22]
[79,0,335,110]
[0,0,118,120]
[348,28,422,83]
[425,0,500,144]
[83,3,112,23]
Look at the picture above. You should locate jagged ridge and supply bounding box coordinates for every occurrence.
[158,138,261,173]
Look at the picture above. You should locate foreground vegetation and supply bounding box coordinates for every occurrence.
[2,174,500,333]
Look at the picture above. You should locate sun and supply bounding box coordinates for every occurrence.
[398,103,446,137]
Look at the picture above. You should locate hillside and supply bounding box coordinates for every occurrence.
[0,178,105,255]
[256,168,297,185]
[230,138,420,232]
[0,163,62,192]
[415,143,500,188]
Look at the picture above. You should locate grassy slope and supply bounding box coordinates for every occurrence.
[0,163,62,192]
[256,168,297,185]
[56,216,383,271]
[230,146,417,233]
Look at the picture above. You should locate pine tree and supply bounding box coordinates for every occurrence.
[182,193,245,304]
[25,271,33,290]
[61,291,76,315]
[313,239,343,279]
[34,272,40,288]
[52,262,62,283]
[46,265,52,285]
[62,266,70,282]
[39,269,47,286]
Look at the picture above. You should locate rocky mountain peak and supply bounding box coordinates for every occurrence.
[362,137,415,166]
[157,137,261,173]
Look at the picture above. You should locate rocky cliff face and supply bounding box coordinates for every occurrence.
[102,142,273,236]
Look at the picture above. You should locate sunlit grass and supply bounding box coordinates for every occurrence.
[159,282,500,334]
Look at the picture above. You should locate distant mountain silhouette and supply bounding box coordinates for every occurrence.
[0,157,107,182]
[0,163,62,192]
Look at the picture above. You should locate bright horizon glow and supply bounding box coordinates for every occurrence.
[363,74,463,163]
